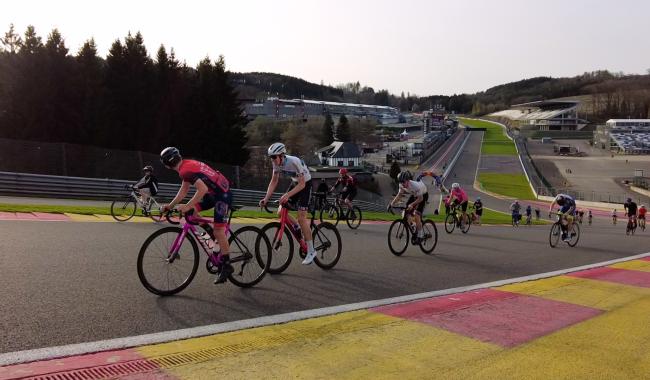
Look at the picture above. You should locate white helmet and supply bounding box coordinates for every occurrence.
[451,183,460,189]
[267,142,286,156]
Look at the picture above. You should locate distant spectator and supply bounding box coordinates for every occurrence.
[473,197,483,225]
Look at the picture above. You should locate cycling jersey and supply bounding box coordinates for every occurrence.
[178,159,230,194]
[525,206,532,216]
[639,207,647,218]
[511,203,521,214]
[400,180,427,197]
[554,194,576,207]
[334,174,356,189]
[135,174,159,195]
[273,155,312,182]
[473,200,483,215]
[450,187,468,203]
[624,201,638,217]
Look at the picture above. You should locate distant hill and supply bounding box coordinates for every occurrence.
[230,70,650,122]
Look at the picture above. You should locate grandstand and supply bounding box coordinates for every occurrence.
[243,97,400,124]
[595,119,650,154]
[489,100,590,137]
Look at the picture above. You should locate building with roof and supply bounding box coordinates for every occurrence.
[595,119,650,154]
[490,100,589,136]
[243,98,400,124]
[315,141,362,167]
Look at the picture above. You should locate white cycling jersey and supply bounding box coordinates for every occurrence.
[272,155,312,182]
[400,180,427,197]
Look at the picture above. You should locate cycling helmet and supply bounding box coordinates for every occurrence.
[451,182,460,189]
[339,168,348,175]
[160,147,181,167]
[626,197,632,203]
[476,197,481,201]
[397,170,412,183]
[143,165,153,172]
[267,142,286,156]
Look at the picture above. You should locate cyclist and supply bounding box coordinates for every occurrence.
[473,197,483,225]
[639,204,647,229]
[388,170,440,243]
[535,207,541,220]
[525,204,532,225]
[624,198,638,230]
[314,178,329,211]
[259,143,317,265]
[133,165,159,213]
[160,147,234,284]
[549,193,577,242]
[577,209,585,224]
[510,200,522,225]
[331,168,358,218]
[448,183,469,225]
[612,209,617,225]
[588,209,593,225]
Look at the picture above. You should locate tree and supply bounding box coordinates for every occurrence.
[1,24,22,53]
[21,25,43,55]
[335,114,351,142]
[319,112,334,147]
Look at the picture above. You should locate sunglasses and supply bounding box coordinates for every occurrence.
[269,155,281,160]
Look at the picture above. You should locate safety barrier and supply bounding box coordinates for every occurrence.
[0,171,387,212]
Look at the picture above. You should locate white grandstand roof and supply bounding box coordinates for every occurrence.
[490,108,572,121]
[606,119,650,123]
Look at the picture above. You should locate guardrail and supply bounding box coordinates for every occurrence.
[0,171,387,212]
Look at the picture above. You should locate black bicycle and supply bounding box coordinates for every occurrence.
[549,212,580,248]
[387,206,438,256]
[626,215,637,236]
[318,192,362,230]
[444,203,471,234]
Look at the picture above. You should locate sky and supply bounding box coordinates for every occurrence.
[2,0,649,96]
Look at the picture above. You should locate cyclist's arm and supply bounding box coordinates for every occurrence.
[169,181,191,208]
[286,175,306,197]
[408,195,424,209]
[184,179,208,209]
[389,188,405,207]
[549,200,557,212]
[263,172,280,203]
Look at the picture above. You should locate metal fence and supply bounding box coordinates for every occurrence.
[0,171,387,212]
[535,186,649,205]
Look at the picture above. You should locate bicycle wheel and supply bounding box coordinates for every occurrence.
[419,219,438,254]
[137,227,199,296]
[346,206,362,230]
[444,214,456,234]
[320,205,340,226]
[568,223,580,247]
[260,222,294,274]
[111,196,137,222]
[312,222,342,269]
[549,223,561,248]
[227,226,271,288]
[148,205,164,223]
[387,220,409,256]
[460,215,471,234]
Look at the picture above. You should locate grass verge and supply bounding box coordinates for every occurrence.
[459,117,517,156]
[0,202,546,225]
[478,173,536,200]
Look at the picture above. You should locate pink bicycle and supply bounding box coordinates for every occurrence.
[137,206,271,295]
[261,201,342,274]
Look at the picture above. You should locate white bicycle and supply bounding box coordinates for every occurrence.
[111,185,172,222]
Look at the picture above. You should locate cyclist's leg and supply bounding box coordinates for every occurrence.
[210,191,233,283]
[414,194,427,237]
[292,181,314,253]
[461,201,468,223]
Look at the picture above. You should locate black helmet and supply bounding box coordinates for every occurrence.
[143,165,153,172]
[160,147,181,167]
[397,170,412,183]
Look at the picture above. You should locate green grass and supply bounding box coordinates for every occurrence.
[478,173,536,200]
[0,202,539,225]
[459,118,517,156]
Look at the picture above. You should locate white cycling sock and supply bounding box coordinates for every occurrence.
[417,229,424,237]
[307,240,315,253]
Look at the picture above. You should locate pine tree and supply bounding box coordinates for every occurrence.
[319,113,334,147]
[1,24,22,53]
[335,114,351,142]
[21,25,43,55]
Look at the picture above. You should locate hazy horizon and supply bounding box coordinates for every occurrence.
[2,0,649,97]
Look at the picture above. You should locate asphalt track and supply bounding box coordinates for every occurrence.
[1,216,648,354]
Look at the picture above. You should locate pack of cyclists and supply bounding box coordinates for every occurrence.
[152,142,646,285]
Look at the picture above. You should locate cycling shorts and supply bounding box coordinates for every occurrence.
[196,190,233,226]
[341,187,357,202]
[627,212,638,218]
[407,193,429,214]
[639,214,646,220]
[288,180,313,211]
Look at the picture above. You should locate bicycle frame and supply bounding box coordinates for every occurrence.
[168,212,232,266]
[273,205,309,253]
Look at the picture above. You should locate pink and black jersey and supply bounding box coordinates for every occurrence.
[178,159,230,194]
